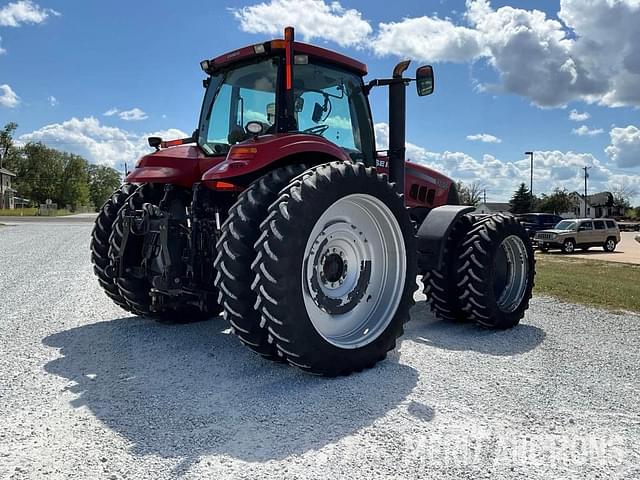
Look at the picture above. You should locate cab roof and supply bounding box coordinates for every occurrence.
[209,39,368,77]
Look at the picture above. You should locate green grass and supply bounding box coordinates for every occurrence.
[0,208,38,216]
[535,255,640,312]
[0,208,73,216]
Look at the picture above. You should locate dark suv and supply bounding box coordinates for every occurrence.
[515,213,564,239]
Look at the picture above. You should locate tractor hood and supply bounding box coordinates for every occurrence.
[127,145,225,188]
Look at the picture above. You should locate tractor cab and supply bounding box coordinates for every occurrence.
[197,32,376,166]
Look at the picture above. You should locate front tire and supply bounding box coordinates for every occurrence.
[562,239,575,254]
[457,214,535,329]
[252,162,417,376]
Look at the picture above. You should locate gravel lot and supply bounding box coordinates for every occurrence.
[1,221,638,479]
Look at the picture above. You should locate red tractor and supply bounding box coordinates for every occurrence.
[91,27,534,376]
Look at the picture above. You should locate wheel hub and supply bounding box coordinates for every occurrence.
[301,194,407,349]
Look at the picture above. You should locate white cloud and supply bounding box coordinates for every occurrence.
[373,16,483,62]
[569,110,590,122]
[466,133,502,143]
[0,36,5,54]
[233,0,640,108]
[103,107,148,121]
[18,117,187,168]
[48,95,57,107]
[605,125,640,168]
[572,125,604,136]
[375,122,639,201]
[0,84,19,108]
[230,0,372,48]
[118,107,148,121]
[0,0,59,27]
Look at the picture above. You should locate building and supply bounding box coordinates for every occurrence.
[474,202,511,214]
[0,167,16,210]
[561,191,624,218]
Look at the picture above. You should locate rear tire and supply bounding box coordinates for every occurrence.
[91,184,138,312]
[422,214,474,322]
[252,162,417,376]
[603,237,617,252]
[214,165,307,360]
[457,214,535,329]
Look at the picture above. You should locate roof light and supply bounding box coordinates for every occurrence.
[253,43,266,54]
[200,59,211,72]
[294,54,308,65]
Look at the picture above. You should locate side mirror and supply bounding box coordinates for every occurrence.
[312,102,324,123]
[416,65,434,96]
[295,97,304,113]
[148,137,162,151]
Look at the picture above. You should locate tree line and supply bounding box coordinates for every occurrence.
[458,180,639,217]
[0,122,122,210]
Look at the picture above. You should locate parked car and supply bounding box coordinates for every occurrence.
[515,213,564,239]
[534,218,620,253]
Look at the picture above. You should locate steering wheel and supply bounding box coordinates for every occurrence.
[302,125,329,136]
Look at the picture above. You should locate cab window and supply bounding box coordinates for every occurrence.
[294,62,374,163]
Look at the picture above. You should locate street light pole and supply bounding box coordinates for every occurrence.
[525,151,534,198]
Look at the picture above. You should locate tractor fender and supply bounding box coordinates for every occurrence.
[201,133,350,184]
[416,205,475,271]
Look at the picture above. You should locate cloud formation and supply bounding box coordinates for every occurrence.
[232,0,640,108]
[231,0,372,48]
[104,107,148,121]
[375,122,640,200]
[19,117,186,168]
[572,125,604,137]
[605,125,640,168]
[569,110,590,122]
[466,133,502,143]
[0,0,58,27]
[0,84,19,108]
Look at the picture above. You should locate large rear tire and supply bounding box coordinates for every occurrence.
[457,214,535,329]
[214,165,307,360]
[422,214,474,322]
[252,162,417,376]
[91,183,138,312]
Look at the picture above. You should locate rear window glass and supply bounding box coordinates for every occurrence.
[594,221,605,230]
[606,220,616,229]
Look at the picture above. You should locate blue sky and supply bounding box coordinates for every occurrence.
[1,0,639,202]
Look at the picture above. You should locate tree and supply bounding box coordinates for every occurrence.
[457,181,484,206]
[509,183,533,214]
[609,181,637,210]
[0,122,18,162]
[537,188,573,214]
[11,142,64,204]
[58,152,90,209]
[88,164,121,209]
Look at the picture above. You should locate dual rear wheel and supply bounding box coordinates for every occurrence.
[215,162,416,376]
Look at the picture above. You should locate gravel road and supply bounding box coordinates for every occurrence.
[1,222,638,479]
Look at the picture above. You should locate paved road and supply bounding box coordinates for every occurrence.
[1,222,638,479]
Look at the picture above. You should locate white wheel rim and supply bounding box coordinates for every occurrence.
[565,241,574,253]
[495,235,529,313]
[607,240,615,250]
[302,194,406,349]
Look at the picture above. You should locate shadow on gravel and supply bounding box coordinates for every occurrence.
[405,302,545,356]
[43,316,421,470]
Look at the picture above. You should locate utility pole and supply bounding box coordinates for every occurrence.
[483,189,487,204]
[0,149,4,210]
[123,162,129,182]
[525,151,534,197]
[582,166,591,217]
